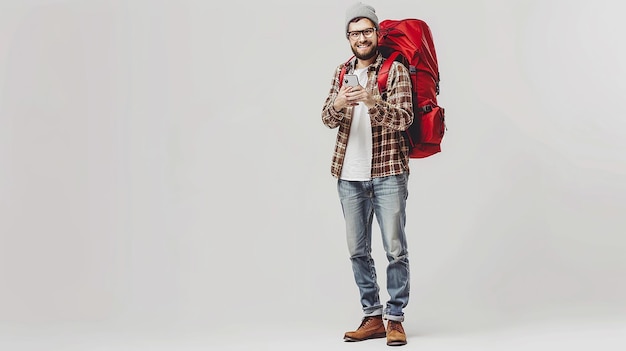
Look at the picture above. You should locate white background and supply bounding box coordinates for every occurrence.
[1,0,625,349]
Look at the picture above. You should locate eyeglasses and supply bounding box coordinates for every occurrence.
[347,28,376,40]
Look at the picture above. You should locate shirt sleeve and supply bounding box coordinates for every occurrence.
[368,62,413,131]
[321,65,348,129]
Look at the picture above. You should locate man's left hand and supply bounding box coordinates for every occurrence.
[344,85,377,109]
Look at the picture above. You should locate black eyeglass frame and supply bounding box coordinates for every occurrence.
[346,27,377,40]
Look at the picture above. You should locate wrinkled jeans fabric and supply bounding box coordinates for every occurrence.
[337,173,410,322]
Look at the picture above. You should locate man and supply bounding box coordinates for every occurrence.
[321,2,414,347]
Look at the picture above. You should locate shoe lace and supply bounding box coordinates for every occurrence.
[359,316,378,329]
[388,321,403,332]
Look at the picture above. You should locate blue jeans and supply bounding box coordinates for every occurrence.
[337,173,410,322]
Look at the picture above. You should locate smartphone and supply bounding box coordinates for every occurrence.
[343,74,360,87]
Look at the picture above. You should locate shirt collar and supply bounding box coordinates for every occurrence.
[347,53,384,74]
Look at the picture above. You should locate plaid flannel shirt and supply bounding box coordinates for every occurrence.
[321,54,414,179]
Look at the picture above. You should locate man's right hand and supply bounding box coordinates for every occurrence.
[333,85,358,111]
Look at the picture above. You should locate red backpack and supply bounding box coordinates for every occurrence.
[340,18,445,158]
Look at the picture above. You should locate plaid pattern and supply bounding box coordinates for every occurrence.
[321,54,414,179]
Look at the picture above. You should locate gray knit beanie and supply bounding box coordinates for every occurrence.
[345,2,379,33]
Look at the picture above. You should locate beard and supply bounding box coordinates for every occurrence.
[351,40,378,61]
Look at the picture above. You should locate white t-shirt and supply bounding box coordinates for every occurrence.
[340,67,372,181]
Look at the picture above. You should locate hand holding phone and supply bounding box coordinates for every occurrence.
[334,73,366,110]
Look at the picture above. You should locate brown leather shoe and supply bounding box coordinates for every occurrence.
[343,315,386,342]
[386,320,407,346]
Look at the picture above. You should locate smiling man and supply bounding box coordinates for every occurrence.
[320,2,414,347]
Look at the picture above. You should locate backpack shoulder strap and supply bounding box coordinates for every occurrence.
[338,56,354,88]
[377,51,401,94]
